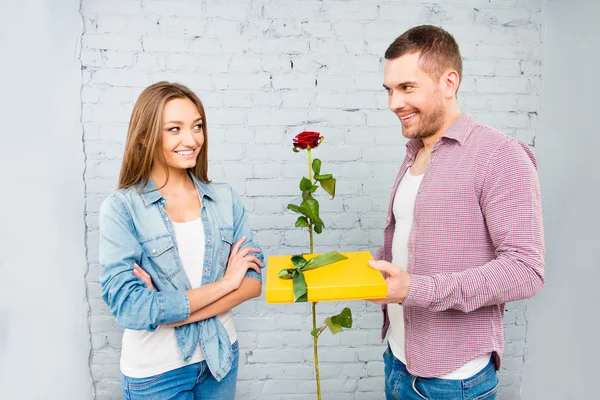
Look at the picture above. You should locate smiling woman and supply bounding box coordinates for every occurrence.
[162,99,204,167]
[99,82,263,399]
[117,82,210,191]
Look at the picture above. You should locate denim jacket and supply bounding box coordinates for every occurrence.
[99,174,263,381]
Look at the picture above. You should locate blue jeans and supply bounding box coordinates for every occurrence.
[383,344,498,400]
[121,341,239,400]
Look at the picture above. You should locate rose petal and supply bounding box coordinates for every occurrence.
[293,131,322,149]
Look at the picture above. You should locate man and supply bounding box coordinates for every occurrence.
[368,25,545,399]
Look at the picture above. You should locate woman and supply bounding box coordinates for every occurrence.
[99,81,264,399]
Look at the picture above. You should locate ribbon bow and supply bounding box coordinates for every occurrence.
[278,251,348,302]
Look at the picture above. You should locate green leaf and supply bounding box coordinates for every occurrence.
[309,185,319,193]
[320,178,336,199]
[312,158,322,176]
[300,177,312,191]
[315,174,333,181]
[295,216,310,228]
[305,198,322,223]
[287,204,301,213]
[299,198,322,224]
[324,317,342,335]
[314,221,323,234]
[330,307,353,329]
[310,328,320,337]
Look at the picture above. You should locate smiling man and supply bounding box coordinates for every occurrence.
[368,25,545,399]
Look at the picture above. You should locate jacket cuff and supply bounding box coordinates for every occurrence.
[244,269,263,282]
[156,290,190,325]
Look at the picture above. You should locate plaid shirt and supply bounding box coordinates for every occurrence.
[376,113,545,378]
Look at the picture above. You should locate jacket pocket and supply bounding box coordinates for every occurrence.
[141,235,178,279]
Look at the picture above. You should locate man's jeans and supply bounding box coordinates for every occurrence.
[121,341,239,400]
[384,344,498,400]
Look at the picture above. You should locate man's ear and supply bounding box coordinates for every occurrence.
[443,70,460,98]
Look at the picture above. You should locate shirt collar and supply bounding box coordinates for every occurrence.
[442,112,476,145]
[405,112,476,158]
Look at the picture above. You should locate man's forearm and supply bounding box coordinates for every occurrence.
[404,252,545,313]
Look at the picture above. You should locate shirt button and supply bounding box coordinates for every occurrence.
[152,249,157,255]
[207,239,212,244]
[418,190,423,194]
[204,268,209,273]
[164,217,169,221]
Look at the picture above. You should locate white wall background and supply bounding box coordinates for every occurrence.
[521,1,600,398]
[79,0,543,399]
[0,0,556,399]
[0,0,92,399]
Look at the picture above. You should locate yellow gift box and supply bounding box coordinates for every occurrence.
[265,251,387,304]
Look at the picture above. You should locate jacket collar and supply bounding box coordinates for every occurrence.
[138,171,214,206]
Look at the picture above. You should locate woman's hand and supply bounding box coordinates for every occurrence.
[133,263,154,291]
[223,236,263,290]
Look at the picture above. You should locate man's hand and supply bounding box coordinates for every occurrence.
[368,260,411,304]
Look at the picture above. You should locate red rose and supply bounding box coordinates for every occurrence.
[293,131,323,150]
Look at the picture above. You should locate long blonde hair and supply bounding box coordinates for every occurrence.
[117,81,210,190]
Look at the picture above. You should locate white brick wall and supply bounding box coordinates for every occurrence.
[81,0,542,398]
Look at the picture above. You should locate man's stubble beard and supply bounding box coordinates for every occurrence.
[403,93,446,140]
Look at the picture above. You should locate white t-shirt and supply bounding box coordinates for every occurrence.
[120,217,237,378]
[387,168,491,380]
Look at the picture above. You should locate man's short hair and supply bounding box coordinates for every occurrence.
[385,25,462,91]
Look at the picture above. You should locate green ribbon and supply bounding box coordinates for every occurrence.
[278,251,348,302]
